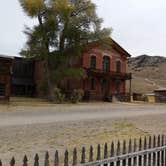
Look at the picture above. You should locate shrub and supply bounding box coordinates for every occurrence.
[54,87,65,103]
[70,89,84,103]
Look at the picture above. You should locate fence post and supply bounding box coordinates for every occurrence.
[138,137,142,166]
[10,157,15,166]
[104,143,108,159]
[73,148,77,166]
[152,136,156,166]
[128,139,132,166]
[96,144,101,161]
[0,160,2,166]
[23,155,28,166]
[54,150,59,166]
[143,137,147,166]
[64,150,69,166]
[122,140,126,166]
[116,141,121,166]
[148,136,152,166]
[89,145,93,162]
[34,154,39,166]
[110,142,114,166]
[81,147,86,164]
[44,151,49,166]
[161,135,164,166]
[133,139,137,166]
[157,135,161,166]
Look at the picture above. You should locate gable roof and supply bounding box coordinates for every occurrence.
[111,38,132,57]
[86,38,132,58]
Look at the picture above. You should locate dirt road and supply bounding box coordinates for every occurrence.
[0,102,165,165]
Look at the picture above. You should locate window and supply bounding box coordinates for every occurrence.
[116,60,121,72]
[0,83,6,96]
[103,56,110,71]
[90,56,96,69]
[90,78,95,90]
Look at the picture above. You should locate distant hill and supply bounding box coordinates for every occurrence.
[127,55,166,94]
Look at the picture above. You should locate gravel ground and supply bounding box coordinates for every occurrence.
[0,102,165,165]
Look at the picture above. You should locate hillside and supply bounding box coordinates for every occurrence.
[127,55,166,94]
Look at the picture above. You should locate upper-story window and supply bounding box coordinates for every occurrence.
[103,56,110,71]
[116,60,121,72]
[90,56,96,69]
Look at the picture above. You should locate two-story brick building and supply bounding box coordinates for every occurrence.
[58,38,132,101]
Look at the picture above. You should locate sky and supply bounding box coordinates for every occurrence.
[0,0,166,57]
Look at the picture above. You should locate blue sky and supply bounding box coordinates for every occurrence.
[0,0,166,57]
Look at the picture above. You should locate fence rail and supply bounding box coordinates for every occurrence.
[1,135,166,166]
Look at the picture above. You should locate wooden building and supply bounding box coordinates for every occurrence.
[11,57,35,97]
[0,55,13,101]
[154,88,166,103]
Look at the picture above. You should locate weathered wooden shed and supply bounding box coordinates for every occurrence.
[0,55,13,101]
[154,88,166,103]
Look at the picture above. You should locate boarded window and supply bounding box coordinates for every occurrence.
[103,56,110,71]
[0,83,6,96]
[90,56,96,69]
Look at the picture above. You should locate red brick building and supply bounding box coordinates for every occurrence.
[0,55,13,101]
[57,39,132,101]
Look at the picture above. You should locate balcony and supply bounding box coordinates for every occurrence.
[85,68,132,80]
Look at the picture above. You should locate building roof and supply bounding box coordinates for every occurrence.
[111,39,132,57]
[154,88,166,92]
[86,38,132,58]
[0,54,14,59]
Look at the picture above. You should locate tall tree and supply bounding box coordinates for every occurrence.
[19,0,112,100]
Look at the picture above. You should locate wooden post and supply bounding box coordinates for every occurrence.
[129,77,132,102]
[10,157,15,166]
[0,160,2,166]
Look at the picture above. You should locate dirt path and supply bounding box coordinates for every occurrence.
[0,103,165,165]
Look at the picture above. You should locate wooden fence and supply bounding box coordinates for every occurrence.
[1,135,166,166]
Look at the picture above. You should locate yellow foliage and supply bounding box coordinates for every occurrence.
[20,0,45,17]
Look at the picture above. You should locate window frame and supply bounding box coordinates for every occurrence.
[103,56,110,71]
[90,55,96,69]
[115,60,121,73]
